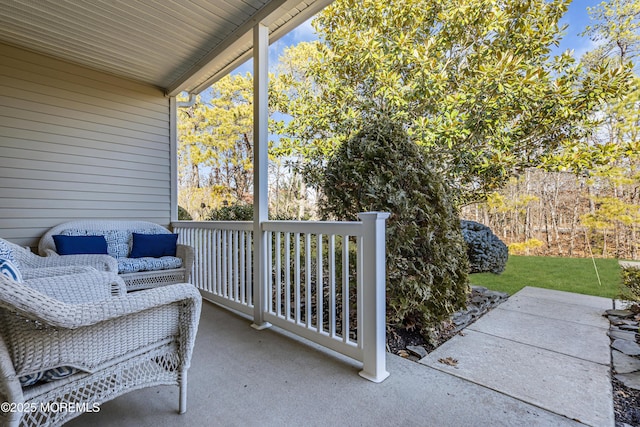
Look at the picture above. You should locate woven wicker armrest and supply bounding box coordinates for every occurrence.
[28,253,118,273]
[68,283,202,329]
[25,270,126,303]
[0,280,200,329]
[21,265,96,280]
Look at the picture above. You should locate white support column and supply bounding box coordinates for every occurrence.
[358,212,390,383]
[169,96,178,223]
[252,23,271,330]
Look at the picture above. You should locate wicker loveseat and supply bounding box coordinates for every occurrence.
[0,272,202,427]
[39,220,194,292]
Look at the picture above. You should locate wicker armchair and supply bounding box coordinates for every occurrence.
[0,273,202,427]
[0,238,117,278]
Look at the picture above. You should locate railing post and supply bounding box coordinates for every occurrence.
[357,212,390,383]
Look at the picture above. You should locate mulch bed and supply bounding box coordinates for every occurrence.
[386,320,458,359]
[614,377,640,426]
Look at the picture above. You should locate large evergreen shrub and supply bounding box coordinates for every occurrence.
[320,119,470,330]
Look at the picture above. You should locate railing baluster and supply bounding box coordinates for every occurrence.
[227,231,233,301]
[275,231,282,317]
[267,231,273,313]
[223,230,228,299]
[343,235,350,343]
[316,233,323,333]
[305,233,311,328]
[247,230,253,306]
[216,229,222,296]
[329,234,336,337]
[285,232,291,320]
[240,231,246,304]
[294,232,301,324]
[233,230,239,302]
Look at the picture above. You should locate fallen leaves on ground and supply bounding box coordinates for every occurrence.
[438,357,458,366]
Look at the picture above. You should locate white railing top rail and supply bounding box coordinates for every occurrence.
[173,220,364,236]
[262,220,364,236]
[172,221,253,231]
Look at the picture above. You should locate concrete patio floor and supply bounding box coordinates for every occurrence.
[67,286,614,427]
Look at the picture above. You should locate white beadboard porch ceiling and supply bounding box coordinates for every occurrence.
[0,0,332,96]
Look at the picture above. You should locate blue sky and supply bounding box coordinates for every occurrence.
[556,0,602,57]
[231,0,603,77]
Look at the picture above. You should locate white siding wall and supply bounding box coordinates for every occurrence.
[0,42,172,248]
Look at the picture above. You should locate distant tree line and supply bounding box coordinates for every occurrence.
[462,168,639,259]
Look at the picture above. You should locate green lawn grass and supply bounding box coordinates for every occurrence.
[469,255,623,298]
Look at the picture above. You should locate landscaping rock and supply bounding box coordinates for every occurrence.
[615,372,640,391]
[612,350,640,374]
[607,309,635,318]
[610,329,639,341]
[612,339,640,357]
[452,313,472,326]
[407,345,428,359]
[605,302,640,425]
[449,286,509,333]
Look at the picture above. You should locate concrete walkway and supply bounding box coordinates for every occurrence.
[420,286,615,427]
[67,286,614,427]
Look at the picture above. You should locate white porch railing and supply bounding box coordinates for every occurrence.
[172,212,389,382]
[173,221,254,317]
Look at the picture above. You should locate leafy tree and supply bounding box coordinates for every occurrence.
[321,117,469,330]
[273,0,629,205]
[177,74,257,219]
[582,0,640,65]
[545,0,640,258]
[270,42,338,188]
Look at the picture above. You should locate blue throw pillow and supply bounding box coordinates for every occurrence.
[0,259,22,282]
[129,233,178,258]
[53,235,108,255]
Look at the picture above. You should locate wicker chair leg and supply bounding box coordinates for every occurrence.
[179,369,187,414]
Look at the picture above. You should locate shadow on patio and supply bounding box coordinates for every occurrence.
[66,299,581,427]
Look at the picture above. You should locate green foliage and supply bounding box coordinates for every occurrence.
[621,266,640,301]
[321,117,469,330]
[508,238,544,255]
[177,206,193,221]
[206,203,253,221]
[271,0,630,205]
[582,0,640,64]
